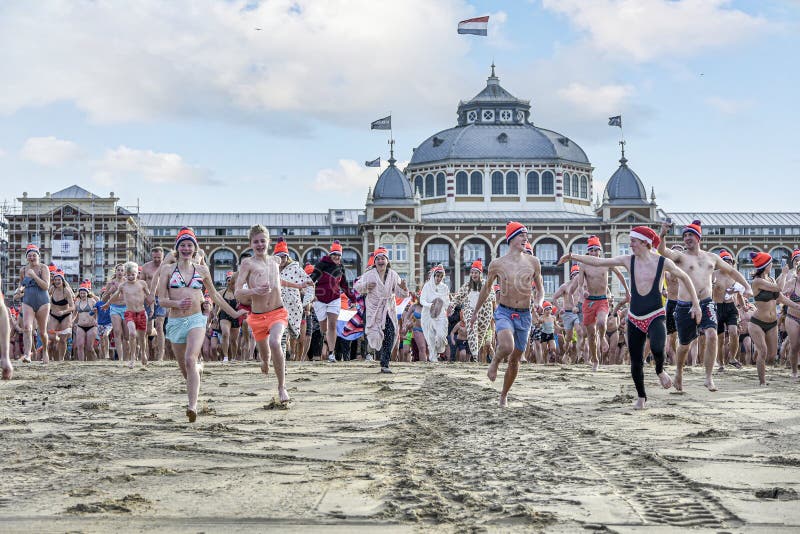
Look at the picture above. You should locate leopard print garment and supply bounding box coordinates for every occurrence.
[452,282,495,355]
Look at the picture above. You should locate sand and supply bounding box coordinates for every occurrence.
[1,360,799,533]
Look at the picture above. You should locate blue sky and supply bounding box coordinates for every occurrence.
[0,0,798,214]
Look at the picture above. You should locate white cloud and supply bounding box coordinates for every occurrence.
[92,146,215,186]
[542,0,770,62]
[20,136,83,166]
[705,96,753,115]
[0,1,474,126]
[557,82,635,118]
[312,159,410,194]
[0,148,6,158]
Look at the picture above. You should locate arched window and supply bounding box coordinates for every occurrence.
[572,175,579,198]
[470,171,483,195]
[436,172,446,197]
[580,176,588,198]
[541,171,554,195]
[563,172,571,196]
[491,171,504,195]
[414,176,423,196]
[425,173,434,198]
[505,171,518,195]
[455,171,468,195]
[527,171,539,194]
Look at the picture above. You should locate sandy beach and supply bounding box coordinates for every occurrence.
[1,360,799,533]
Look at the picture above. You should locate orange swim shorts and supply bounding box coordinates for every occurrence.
[581,297,609,326]
[247,307,288,342]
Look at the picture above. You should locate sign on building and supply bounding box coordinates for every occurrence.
[58,260,80,275]
[52,240,80,258]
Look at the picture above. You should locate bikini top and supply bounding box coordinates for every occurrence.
[77,300,94,314]
[754,289,780,302]
[169,264,204,290]
[222,288,237,308]
[790,279,800,303]
[51,293,69,306]
[413,311,422,319]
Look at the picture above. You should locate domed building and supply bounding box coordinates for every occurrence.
[362,65,659,294]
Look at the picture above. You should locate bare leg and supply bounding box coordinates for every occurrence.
[35,307,50,364]
[111,314,126,364]
[748,323,768,385]
[675,343,689,391]
[0,302,13,379]
[585,323,599,371]
[499,349,523,407]
[488,329,514,383]
[703,329,718,391]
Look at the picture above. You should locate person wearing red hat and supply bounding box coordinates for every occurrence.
[552,264,582,362]
[103,264,131,365]
[354,247,408,373]
[451,258,495,363]
[561,226,701,409]
[103,261,152,368]
[163,227,208,266]
[777,249,800,380]
[157,227,245,422]
[748,252,800,385]
[658,220,753,392]
[216,271,241,363]
[309,240,355,363]
[712,250,745,371]
[17,243,51,363]
[0,272,13,379]
[46,268,75,361]
[539,302,557,363]
[572,235,630,371]
[471,222,543,407]
[73,281,98,362]
[274,237,314,361]
[142,246,167,361]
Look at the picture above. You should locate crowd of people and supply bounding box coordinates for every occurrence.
[2,219,799,418]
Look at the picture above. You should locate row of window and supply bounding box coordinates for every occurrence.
[671,226,800,236]
[413,171,590,199]
[148,227,358,238]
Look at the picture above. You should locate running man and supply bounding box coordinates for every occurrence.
[552,265,581,363]
[471,222,544,407]
[560,226,701,409]
[235,225,291,403]
[713,250,745,370]
[658,220,753,392]
[573,235,631,371]
[103,261,151,368]
[142,246,167,361]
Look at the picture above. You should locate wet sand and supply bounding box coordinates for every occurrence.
[1,360,799,533]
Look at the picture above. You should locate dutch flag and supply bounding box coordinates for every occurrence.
[457,16,489,36]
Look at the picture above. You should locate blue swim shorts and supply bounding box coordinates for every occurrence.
[494,305,532,352]
[165,312,207,344]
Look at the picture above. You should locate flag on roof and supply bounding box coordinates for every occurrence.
[365,157,380,168]
[458,16,489,36]
[608,115,622,128]
[371,115,391,130]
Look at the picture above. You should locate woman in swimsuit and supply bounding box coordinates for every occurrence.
[217,271,240,363]
[47,269,75,361]
[156,227,244,422]
[73,281,98,361]
[103,264,129,363]
[17,244,51,363]
[778,249,800,381]
[410,301,427,363]
[748,252,800,385]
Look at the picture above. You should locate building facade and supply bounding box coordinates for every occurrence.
[3,186,150,295]
[2,69,798,296]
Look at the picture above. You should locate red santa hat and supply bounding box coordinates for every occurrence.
[719,250,734,263]
[506,221,528,243]
[25,243,40,255]
[542,301,553,310]
[471,259,483,272]
[373,247,388,259]
[750,251,772,270]
[683,220,702,241]
[304,263,314,275]
[570,265,581,277]
[273,237,289,256]
[523,242,533,255]
[630,226,660,249]
[329,240,342,255]
[792,249,800,262]
[587,235,602,251]
[225,271,234,279]
[79,280,92,291]
[367,253,375,268]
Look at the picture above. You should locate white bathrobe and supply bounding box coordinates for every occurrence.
[420,273,451,359]
[353,267,408,351]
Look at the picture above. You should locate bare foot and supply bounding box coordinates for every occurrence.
[128,360,134,369]
[1,360,13,380]
[21,355,31,364]
[592,362,599,372]
[278,387,291,403]
[633,397,646,410]
[673,373,683,392]
[487,363,498,382]
[658,371,673,389]
[186,408,197,423]
[704,377,717,392]
[499,394,508,408]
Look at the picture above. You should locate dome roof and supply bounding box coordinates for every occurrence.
[409,124,589,166]
[604,156,647,205]
[372,158,415,205]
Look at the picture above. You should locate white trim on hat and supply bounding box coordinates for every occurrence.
[630,230,652,245]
